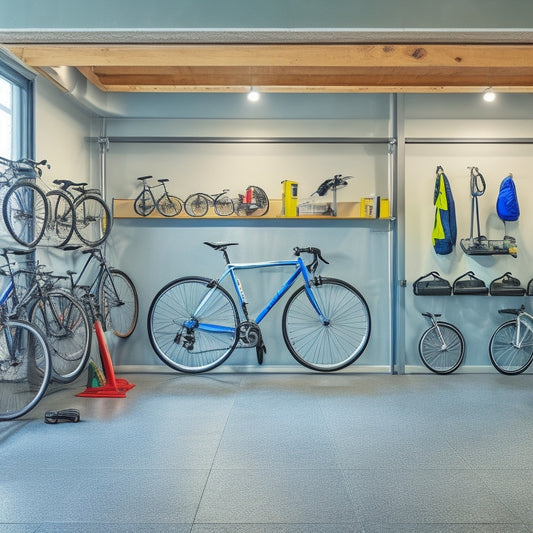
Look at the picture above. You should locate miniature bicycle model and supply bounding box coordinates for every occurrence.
[418,312,465,374]
[0,157,49,248]
[148,242,371,373]
[234,186,269,217]
[53,179,111,247]
[0,252,51,420]
[489,306,533,374]
[66,246,138,338]
[133,176,183,217]
[184,190,234,217]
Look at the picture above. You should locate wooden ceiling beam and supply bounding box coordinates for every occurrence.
[9,43,533,68]
[8,43,533,92]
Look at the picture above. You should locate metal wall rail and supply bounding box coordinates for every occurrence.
[89,136,394,145]
[406,137,533,144]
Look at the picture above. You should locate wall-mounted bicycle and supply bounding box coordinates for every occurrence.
[148,243,371,373]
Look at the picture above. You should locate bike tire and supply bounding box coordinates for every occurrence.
[418,322,465,374]
[282,277,371,371]
[2,180,48,248]
[184,194,209,217]
[147,276,239,373]
[489,320,533,375]
[73,193,112,247]
[251,186,269,217]
[0,318,51,420]
[98,268,139,338]
[30,289,91,383]
[156,194,183,217]
[44,189,75,248]
[214,196,234,216]
[133,190,155,217]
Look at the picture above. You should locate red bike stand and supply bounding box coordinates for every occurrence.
[77,320,135,398]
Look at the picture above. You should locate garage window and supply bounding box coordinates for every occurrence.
[0,58,33,159]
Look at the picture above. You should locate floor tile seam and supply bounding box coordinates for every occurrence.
[316,397,349,471]
[190,387,239,526]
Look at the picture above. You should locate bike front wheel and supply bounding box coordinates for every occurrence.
[30,289,91,383]
[282,278,371,371]
[418,322,465,374]
[73,193,112,247]
[0,319,51,421]
[148,276,239,373]
[184,194,209,217]
[2,180,48,248]
[489,320,533,375]
[99,269,139,338]
[156,194,183,217]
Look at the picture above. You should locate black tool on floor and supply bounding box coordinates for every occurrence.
[44,409,81,424]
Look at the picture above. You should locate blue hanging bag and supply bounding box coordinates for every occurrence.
[496,175,519,222]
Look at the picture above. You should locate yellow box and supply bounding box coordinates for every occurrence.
[281,180,298,217]
[379,198,390,218]
[360,197,390,218]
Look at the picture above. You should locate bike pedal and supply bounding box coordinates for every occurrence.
[45,409,80,424]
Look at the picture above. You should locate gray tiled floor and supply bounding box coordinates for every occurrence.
[2,371,533,532]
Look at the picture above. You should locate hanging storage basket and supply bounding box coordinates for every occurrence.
[489,272,525,296]
[452,271,488,295]
[413,272,452,296]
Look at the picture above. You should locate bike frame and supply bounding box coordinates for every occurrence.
[184,257,327,334]
[71,250,116,304]
[513,311,533,346]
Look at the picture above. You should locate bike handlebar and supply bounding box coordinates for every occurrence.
[293,247,329,274]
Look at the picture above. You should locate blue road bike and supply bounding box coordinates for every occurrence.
[147,242,371,372]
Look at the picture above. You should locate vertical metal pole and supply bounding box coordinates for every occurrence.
[392,94,406,374]
[98,118,108,202]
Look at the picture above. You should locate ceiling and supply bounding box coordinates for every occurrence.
[6,43,533,94]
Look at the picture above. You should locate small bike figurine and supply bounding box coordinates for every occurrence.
[184,190,234,217]
[133,176,183,217]
[234,186,269,217]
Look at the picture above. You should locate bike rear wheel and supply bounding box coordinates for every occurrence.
[214,196,234,216]
[184,194,209,217]
[2,180,48,248]
[99,269,139,338]
[148,276,239,373]
[44,189,75,247]
[418,322,465,374]
[0,319,51,421]
[282,277,371,371]
[73,193,112,247]
[489,320,533,375]
[133,190,155,216]
[156,194,183,217]
[30,289,91,383]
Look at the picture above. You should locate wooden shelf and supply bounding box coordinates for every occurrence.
[112,198,389,220]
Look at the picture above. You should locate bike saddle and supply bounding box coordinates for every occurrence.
[498,307,524,316]
[204,242,239,250]
[53,179,88,190]
[158,178,169,183]
[137,175,152,181]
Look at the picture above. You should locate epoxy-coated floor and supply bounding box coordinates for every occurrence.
[2,371,533,532]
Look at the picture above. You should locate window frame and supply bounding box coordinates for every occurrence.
[0,50,34,159]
